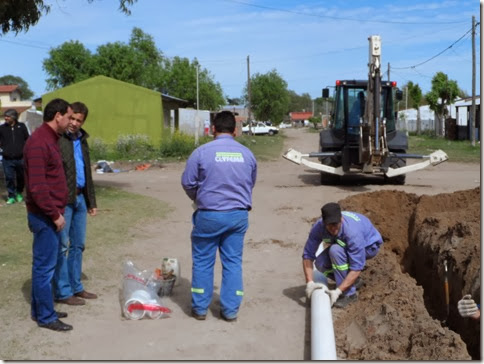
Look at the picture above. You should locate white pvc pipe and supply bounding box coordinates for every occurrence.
[311,246,337,360]
[311,288,337,360]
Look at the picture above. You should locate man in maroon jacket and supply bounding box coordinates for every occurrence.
[24,98,73,331]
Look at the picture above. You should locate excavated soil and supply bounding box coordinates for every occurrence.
[333,187,480,360]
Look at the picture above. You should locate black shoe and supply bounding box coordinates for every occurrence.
[334,294,358,309]
[31,311,68,322]
[38,319,73,331]
[354,277,364,290]
[220,311,237,322]
[191,309,206,321]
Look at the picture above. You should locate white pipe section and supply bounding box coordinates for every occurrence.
[311,246,337,360]
[311,287,337,360]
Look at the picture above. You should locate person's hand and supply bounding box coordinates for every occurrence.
[306,281,326,299]
[53,214,65,232]
[326,288,342,306]
[88,208,97,216]
[458,294,479,318]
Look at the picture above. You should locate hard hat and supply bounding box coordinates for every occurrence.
[4,109,18,120]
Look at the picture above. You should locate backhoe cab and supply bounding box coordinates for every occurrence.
[283,35,448,185]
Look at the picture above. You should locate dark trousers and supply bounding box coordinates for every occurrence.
[2,158,25,198]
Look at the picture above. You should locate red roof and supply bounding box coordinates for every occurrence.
[0,85,19,93]
[290,111,313,121]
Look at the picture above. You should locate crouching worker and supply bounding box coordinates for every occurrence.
[302,202,383,308]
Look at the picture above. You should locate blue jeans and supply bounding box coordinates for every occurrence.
[54,194,87,299]
[315,242,381,296]
[28,212,62,325]
[191,209,248,319]
[2,158,24,198]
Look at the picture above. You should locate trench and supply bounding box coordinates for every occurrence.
[402,212,480,360]
[339,187,480,360]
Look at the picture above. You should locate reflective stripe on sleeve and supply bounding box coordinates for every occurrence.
[191,287,204,294]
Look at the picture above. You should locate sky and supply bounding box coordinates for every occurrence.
[0,0,481,101]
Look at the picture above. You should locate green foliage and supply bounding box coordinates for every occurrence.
[236,133,285,161]
[159,131,197,158]
[0,0,137,35]
[115,134,156,160]
[41,28,225,108]
[0,75,34,99]
[89,137,109,161]
[308,116,320,128]
[244,69,290,124]
[408,134,480,163]
[288,90,312,112]
[425,72,459,118]
[42,40,94,90]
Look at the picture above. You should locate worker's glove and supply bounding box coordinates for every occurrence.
[326,288,342,307]
[306,281,326,299]
[458,294,479,318]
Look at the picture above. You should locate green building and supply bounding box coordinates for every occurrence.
[42,76,164,144]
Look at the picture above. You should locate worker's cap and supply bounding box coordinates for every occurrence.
[4,109,18,120]
[321,202,342,224]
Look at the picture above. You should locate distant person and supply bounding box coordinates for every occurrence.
[0,109,29,204]
[303,202,383,308]
[181,110,257,322]
[54,101,98,306]
[349,91,365,130]
[458,294,480,320]
[204,119,211,136]
[24,98,73,331]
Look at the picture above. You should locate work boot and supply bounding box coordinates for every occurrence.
[15,193,23,203]
[334,294,357,309]
[74,290,98,299]
[220,311,237,322]
[191,309,206,321]
[56,296,86,305]
[6,197,16,205]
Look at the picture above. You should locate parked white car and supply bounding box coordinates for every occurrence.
[279,121,292,129]
[242,122,279,136]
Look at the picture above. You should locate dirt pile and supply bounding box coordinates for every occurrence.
[332,187,480,360]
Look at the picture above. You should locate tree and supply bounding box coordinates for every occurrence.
[407,81,423,135]
[243,69,289,123]
[0,0,137,35]
[162,57,224,110]
[43,41,94,90]
[0,74,34,99]
[288,90,312,112]
[425,72,459,136]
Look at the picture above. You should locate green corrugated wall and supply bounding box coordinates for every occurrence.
[42,76,164,144]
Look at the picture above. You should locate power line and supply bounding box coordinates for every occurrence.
[221,0,469,25]
[393,23,480,70]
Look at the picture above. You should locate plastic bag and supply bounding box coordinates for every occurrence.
[122,260,171,320]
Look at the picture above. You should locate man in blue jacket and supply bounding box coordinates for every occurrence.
[303,202,383,308]
[182,111,257,322]
[0,108,29,204]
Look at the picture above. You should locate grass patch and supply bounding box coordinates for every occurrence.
[236,133,285,161]
[0,185,171,308]
[408,135,480,163]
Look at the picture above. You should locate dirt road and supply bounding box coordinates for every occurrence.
[8,128,480,360]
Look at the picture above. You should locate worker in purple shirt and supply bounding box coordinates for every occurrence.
[181,111,257,322]
[302,202,383,308]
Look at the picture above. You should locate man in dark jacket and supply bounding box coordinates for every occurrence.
[0,108,29,204]
[54,101,98,306]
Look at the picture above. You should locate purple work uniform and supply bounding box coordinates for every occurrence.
[302,211,383,297]
[181,134,257,319]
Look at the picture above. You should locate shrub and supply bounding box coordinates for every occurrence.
[159,131,197,158]
[115,134,156,160]
[90,137,108,161]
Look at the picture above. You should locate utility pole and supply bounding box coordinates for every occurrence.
[387,62,390,81]
[405,86,408,136]
[247,55,252,135]
[470,15,476,146]
[195,64,200,146]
